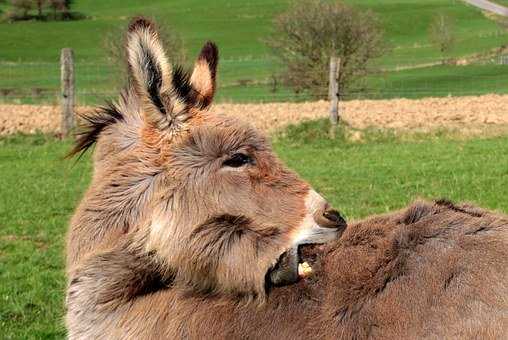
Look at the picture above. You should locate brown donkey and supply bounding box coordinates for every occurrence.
[66,16,346,337]
[66,18,508,339]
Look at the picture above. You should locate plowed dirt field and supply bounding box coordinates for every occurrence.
[2,95,508,136]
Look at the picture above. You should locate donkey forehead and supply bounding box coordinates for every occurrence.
[172,116,269,157]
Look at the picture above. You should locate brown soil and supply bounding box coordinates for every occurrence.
[2,94,508,136]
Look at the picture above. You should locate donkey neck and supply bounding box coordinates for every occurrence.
[67,150,164,268]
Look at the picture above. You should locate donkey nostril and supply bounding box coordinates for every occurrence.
[323,209,346,226]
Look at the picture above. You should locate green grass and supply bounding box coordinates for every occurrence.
[362,63,508,99]
[1,0,505,65]
[1,129,508,338]
[349,0,508,68]
[1,0,508,103]
[276,120,508,217]
[0,135,91,339]
[493,1,508,7]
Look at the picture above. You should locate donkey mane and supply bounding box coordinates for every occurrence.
[68,100,124,158]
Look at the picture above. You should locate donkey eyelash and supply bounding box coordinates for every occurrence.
[222,153,254,168]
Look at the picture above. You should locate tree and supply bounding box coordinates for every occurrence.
[47,0,72,19]
[47,0,63,19]
[429,13,456,63]
[34,0,46,17]
[3,0,76,21]
[11,0,33,18]
[266,0,385,99]
[61,0,72,19]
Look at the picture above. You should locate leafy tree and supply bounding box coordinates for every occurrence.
[47,0,63,19]
[4,0,76,21]
[34,0,46,17]
[11,0,33,18]
[61,0,72,19]
[266,0,386,99]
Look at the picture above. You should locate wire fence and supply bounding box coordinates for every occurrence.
[2,57,508,105]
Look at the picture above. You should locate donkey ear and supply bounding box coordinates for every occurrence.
[126,17,172,128]
[189,41,219,109]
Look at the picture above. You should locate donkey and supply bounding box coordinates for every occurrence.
[66,18,508,339]
[65,16,346,337]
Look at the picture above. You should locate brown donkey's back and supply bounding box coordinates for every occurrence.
[67,199,508,339]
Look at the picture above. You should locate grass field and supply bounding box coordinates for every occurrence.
[493,0,508,7]
[1,126,508,338]
[363,63,508,99]
[1,0,508,103]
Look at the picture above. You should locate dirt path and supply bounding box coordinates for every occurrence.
[464,0,508,17]
[2,94,508,136]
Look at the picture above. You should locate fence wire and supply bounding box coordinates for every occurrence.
[2,60,508,105]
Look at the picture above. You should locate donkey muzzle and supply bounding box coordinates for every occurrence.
[292,191,348,246]
[323,209,347,227]
[298,208,347,244]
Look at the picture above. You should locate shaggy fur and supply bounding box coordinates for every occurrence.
[66,16,344,337]
[67,200,508,339]
[66,17,507,339]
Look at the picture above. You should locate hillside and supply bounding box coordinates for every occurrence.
[1,0,508,102]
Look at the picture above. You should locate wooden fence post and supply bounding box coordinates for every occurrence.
[328,56,341,138]
[60,48,75,137]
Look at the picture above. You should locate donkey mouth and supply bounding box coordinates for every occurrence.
[268,243,338,287]
[269,214,347,287]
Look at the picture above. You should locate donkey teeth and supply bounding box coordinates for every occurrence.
[298,262,313,278]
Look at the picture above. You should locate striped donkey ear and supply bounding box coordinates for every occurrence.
[125,17,173,129]
[189,41,219,108]
[170,41,219,112]
[125,17,220,134]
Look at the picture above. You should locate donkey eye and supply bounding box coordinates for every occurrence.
[223,153,253,168]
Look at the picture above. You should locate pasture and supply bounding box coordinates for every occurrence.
[493,1,508,7]
[1,0,508,338]
[1,127,508,338]
[2,0,508,102]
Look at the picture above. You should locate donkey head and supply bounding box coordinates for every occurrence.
[70,17,346,299]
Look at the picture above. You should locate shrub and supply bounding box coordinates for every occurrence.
[7,0,33,20]
[266,0,386,99]
[3,0,80,21]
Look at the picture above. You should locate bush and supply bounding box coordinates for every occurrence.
[3,0,81,22]
[266,0,386,99]
[6,0,33,20]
